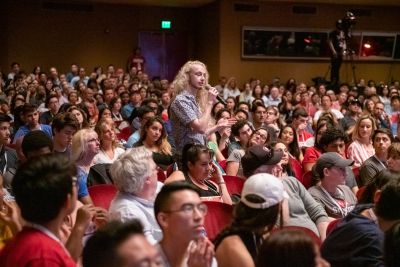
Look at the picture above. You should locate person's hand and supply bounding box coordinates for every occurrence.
[0,200,23,233]
[187,237,215,267]
[75,204,96,231]
[216,117,236,132]
[209,161,223,183]
[93,207,109,229]
[207,86,218,104]
[220,127,231,139]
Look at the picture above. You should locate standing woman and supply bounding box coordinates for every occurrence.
[71,128,100,204]
[135,116,174,170]
[93,118,125,164]
[347,114,376,167]
[169,61,219,168]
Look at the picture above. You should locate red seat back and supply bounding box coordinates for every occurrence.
[157,168,167,182]
[88,184,118,210]
[223,175,245,195]
[326,219,341,236]
[356,186,366,202]
[352,167,361,186]
[117,126,132,142]
[277,225,322,246]
[203,201,233,241]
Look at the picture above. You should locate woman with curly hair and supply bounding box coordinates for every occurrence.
[134,116,174,170]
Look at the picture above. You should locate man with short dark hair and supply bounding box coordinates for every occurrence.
[121,89,142,120]
[228,120,253,156]
[40,95,60,125]
[0,155,77,266]
[340,99,362,136]
[0,114,17,191]
[291,107,313,148]
[154,181,217,267]
[360,128,393,185]
[251,104,267,129]
[52,112,79,158]
[83,220,162,267]
[13,104,52,159]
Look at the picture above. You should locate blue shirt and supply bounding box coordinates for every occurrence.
[12,124,53,144]
[77,167,89,199]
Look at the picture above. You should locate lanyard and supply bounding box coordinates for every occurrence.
[320,186,348,218]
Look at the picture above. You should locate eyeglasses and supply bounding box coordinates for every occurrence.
[254,131,268,141]
[164,203,208,216]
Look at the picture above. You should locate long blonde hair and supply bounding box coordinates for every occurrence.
[352,114,377,141]
[172,60,209,113]
[71,128,97,163]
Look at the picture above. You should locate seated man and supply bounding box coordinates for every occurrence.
[109,147,163,244]
[318,127,358,193]
[155,181,217,267]
[0,154,76,266]
[52,112,79,159]
[0,114,17,192]
[83,220,162,267]
[12,104,52,159]
[322,177,400,267]
[359,128,393,186]
[308,152,357,219]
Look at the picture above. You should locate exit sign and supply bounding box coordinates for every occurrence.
[161,20,171,29]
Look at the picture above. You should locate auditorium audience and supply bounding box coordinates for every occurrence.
[2,58,400,267]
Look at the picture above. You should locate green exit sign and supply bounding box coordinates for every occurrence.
[161,20,171,29]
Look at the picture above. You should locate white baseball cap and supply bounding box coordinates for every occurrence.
[241,173,289,209]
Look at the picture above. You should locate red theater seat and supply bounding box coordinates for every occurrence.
[203,201,233,241]
[223,175,245,195]
[88,184,118,210]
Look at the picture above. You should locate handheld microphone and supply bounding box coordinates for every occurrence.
[205,84,227,105]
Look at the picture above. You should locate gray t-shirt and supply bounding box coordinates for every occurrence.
[308,184,357,219]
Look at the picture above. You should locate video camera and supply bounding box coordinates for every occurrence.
[336,11,356,33]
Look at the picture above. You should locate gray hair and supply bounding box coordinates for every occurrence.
[110,146,154,194]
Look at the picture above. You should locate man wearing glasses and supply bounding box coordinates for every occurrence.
[155,181,217,267]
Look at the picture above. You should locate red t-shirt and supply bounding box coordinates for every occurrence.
[303,146,322,166]
[0,227,76,267]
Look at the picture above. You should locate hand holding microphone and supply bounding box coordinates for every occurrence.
[205,84,227,105]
